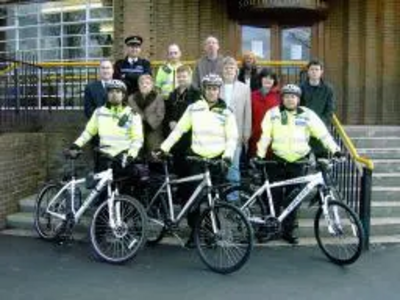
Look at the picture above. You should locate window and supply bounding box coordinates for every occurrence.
[281,27,311,61]
[241,25,271,60]
[0,0,114,61]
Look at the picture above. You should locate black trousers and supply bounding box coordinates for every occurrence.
[181,153,224,231]
[96,153,140,196]
[266,155,308,234]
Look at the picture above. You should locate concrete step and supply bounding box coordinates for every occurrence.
[19,196,36,213]
[345,126,400,138]
[6,212,92,232]
[372,187,400,202]
[371,201,400,218]
[357,148,400,159]
[369,218,400,236]
[372,160,400,173]
[352,137,400,149]
[372,173,400,187]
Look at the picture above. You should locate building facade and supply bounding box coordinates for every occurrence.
[0,0,399,124]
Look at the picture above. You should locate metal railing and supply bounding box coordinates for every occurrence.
[0,54,42,132]
[35,60,307,109]
[331,115,373,249]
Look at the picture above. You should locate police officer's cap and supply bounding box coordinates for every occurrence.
[124,35,143,46]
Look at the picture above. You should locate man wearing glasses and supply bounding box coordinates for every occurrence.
[114,35,152,95]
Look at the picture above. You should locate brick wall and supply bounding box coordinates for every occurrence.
[324,0,400,124]
[0,133,46,228]
[0,111,90,229]
[113,0,237,60]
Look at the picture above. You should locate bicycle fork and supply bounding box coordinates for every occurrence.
[321,189,344,236]
[107,189,138,249]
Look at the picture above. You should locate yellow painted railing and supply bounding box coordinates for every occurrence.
[332,114,374,170]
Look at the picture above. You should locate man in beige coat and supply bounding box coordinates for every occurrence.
[220,57,252,200]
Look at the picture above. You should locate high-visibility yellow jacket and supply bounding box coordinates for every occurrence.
[257,106,339,162]
[155,62,184,99]
[75,104,143,158]
[161,98,238,159]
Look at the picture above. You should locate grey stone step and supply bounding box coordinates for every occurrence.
[372,160,400,173]
[371,201,400,218]
[19,196,37,213]
[6,212,91,232]
[372,187,400,202]
[369,218,400,236]
[372,173,400,187]
[345,126,400,138]
[352,137,400,149]
[357,148,400,159]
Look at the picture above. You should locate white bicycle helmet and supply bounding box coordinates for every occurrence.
[201,73,223,88]
[281,84,302,97]
[105,79,127,93]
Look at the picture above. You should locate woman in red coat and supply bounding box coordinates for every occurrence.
[248,68,280,157]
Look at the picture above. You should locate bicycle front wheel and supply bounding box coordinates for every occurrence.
[314,200,365,265]
[90,195,147,264]
[34,183,68,240]
[195,202,254,274]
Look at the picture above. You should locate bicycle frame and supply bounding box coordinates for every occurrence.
[147,161,216,226]
[241,171,326,223]
[46,168,114,223]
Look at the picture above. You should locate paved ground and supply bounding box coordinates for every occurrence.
[0,236,399,300]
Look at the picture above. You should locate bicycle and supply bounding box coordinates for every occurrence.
[142,154,254,274]
[34,149,147,264]
[223,157,365,265]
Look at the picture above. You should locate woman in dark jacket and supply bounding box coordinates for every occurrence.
[248,68,280,157]
[238,51,259,92]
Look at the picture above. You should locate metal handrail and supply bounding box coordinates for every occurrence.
[331,114,373,249]
[332,115,374,170]
[37,60,308,68]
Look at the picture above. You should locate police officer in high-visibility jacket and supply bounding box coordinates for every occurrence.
[70,79,143,180]
[256,84,341,245]
[158,73,238,247]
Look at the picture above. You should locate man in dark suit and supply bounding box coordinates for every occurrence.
[113,35,152,95]
[84,59,113,119]
[83,59,114,170]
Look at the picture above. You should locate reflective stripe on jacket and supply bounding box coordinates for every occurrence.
[75,105,143,158]
[257,106,339,162]
[155,63,184,99]
[161,98,238,159]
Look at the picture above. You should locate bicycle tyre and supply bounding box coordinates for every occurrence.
[314,200,365,265]
[145,194,167,246]
[223,185,268,241]
[34,183,68,240]
[195,202,254,274]
[90,195,147,264]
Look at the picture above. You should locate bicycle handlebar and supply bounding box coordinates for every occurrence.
[186,156,224,166]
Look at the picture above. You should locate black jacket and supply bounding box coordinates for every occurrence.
[238,66,259,91]
[300,79,335,126]
[84,80,107,119]
[164,86,201,153]
[114,57,152,95]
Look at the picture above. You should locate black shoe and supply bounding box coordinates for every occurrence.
[282,233,299,245]
[185,232,196,249]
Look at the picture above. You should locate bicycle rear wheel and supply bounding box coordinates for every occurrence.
[195,202,254,274]
[223,185,268,241]
[34,183,68,240]
[90,195,147,264]
[314,200,365,265]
